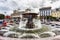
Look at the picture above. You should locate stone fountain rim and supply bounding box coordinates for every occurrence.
[19,33,40,38]
[19,27,42,31]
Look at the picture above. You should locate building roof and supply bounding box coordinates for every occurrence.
[40,7,51,10]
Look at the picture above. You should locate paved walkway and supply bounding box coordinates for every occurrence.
[0,36,53,40]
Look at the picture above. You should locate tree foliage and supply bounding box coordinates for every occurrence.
[0,14,5,19]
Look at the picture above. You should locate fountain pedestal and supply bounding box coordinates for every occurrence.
[23,13,37,29]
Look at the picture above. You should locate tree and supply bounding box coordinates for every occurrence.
[0,14,5,19]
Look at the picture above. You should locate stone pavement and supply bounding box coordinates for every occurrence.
[0,36,53,40]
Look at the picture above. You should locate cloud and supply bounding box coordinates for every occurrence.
[0,0,18,15]
[0,0,60,15]
[51,0,60,9]
[14,0,42,9]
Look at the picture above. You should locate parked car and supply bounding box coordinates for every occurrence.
[1,25,14,31]
[1,27,10,30]
[0,29,9,36]
[53,35,60,40]
[55,24,60,26]
[6,25,14,28]
[45,22,50,25]
[0,20,4,27]
[16,22,19,24]
[55,26,60,28]
[49,23,52,24]
[51,24,55,26]
[52,29,60,35]
[7,21,14,25]
[41,22,44,24]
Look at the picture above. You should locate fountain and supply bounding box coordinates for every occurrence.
[18,9,42,38]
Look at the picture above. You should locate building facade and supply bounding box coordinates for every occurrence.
[51,8,60,18]
[39,7,51,16]
[11,10,25,22]
[39,7,51,19]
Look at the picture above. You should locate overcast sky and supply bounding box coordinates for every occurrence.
[0,0,60,15]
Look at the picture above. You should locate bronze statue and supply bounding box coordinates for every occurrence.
[23,13,38,29]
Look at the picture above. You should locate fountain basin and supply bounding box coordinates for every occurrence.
[19,33,40,39]
[18,27,41,31]
[18,10,42,38]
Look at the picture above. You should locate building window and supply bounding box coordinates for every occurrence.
[45,10,46,16]
[48,10,50,16]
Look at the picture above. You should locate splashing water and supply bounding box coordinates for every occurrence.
[18,18,42,30]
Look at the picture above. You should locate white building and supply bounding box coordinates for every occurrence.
[39,7,51,16]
